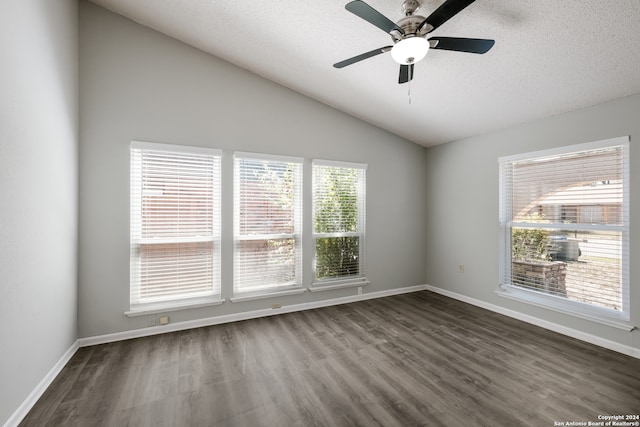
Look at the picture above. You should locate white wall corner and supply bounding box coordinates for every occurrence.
[3,341,80,427]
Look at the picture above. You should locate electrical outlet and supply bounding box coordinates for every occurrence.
[159,316,169,325]
[272,303,282,309]
[147,316,156,327]
[358,287,362,295]
[459,264,464,273]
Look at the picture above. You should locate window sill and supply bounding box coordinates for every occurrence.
[229,287,306,303]
[309,278,370,292]
[125,297,225,317]
[496,286,634,331]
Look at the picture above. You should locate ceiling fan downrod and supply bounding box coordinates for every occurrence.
[392,0,431,43]
[402,0,420,15]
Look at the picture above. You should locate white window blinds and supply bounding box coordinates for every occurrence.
[499,137,629,320]
[234,152,303,294]
[130,142,221,308]
[313,160,367,283]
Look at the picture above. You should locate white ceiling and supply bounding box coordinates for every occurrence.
[89,0,640,147]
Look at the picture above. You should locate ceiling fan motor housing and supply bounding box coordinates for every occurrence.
[391,1,431,64]
[392,15,429,42]
[392,1,432,43]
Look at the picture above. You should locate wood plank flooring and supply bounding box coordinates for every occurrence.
[20,291,640,426]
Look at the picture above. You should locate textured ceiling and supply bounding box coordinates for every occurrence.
[89,0,640,147]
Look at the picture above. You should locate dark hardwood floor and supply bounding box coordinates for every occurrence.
[20,291,640,426]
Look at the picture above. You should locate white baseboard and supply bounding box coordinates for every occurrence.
[8,283,637,427]
[78,284,429,347]
[6,284,428,426]
[3,340,80,427]
[425,284,640,360]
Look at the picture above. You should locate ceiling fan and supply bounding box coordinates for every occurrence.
[334,0,495,84]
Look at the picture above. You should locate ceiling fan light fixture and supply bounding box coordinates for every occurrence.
[391,37,429,65]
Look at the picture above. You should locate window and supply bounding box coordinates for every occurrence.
[312,160,367,285]
[234,152,303,295]
[499,136,630,327]
[130,142,221,312]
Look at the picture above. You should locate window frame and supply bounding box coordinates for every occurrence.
[232,151,304,298]
[128,141,222,315]
[498,136,631,330]
[311,159,368,288]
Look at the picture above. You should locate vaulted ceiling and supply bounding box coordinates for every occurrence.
[89,0,640,147]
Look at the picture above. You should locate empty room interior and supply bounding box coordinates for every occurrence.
[3,0,640,425]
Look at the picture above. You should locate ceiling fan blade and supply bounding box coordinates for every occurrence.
[345,1,404,35]
[334,46,392,68]
[429,37,495,54]
[418,0,476,33]
[398,64,414,84]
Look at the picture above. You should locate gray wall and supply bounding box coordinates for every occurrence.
[78,2,428,338]
[424,93,640,351]
[0,1,78,424]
